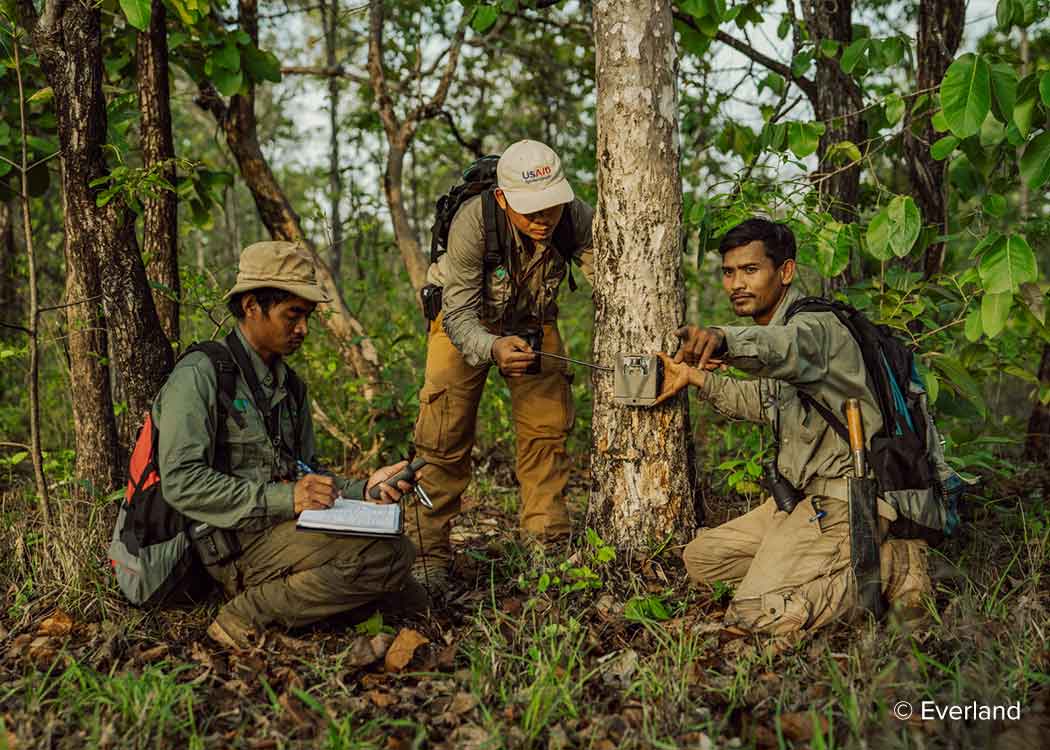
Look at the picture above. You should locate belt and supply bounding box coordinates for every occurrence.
[803,476,850,500]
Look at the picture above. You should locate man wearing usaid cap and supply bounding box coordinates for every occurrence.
[411,140,596,590]
[147,240,424,648]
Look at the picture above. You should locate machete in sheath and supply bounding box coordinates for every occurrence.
[844,398,885,620]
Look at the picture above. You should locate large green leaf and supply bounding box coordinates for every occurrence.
[471,5,500,33]
[1020,130,1050,190]
[981,291,1014,338]
[964,306,983,342]
[978,234,1038,294]
[810,220,851,278]
[242,46,281,84]
[787,121,825,158]
[933,356,987,417]
[989,63,1018,123]
[930,135,958,160]
[884,93,905,125]
[887,195,922,257]
[1013,73,1039,137]
[119,0,151,31]
[211,68,244,97]
[1042,72,1050,106]
[940,53,991,138]
[840,39,869,74]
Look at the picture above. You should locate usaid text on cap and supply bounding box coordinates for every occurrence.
[522,165,553,182]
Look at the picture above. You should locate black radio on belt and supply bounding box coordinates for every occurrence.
[761,458,803,514]
[420,284,443,322]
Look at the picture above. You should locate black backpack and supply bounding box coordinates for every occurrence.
[429,155,579,291]
[109,331,306,607]
[784,296,964,543]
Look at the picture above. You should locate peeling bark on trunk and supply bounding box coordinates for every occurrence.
[323,0,344,295]
[138,0,180,343]
[589,0,697,546]
[800,0,866,231]
[1025,344,1050,462]
[905,0,964,280]
[19,0,173,485]
[196,0,382,400]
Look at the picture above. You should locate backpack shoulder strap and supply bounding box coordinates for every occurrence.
[552,206,578,292]
[481,190,509,269]
[182,340,243,474]
[282,364,308,451]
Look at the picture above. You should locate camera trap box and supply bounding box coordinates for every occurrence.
[614,354,664,406]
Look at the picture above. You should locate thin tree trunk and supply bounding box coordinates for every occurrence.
[323,0,344,295]
[800,0,866,229]
[195,0,383,400]
[904,0,965,280]
[19,0,174,479]
[138,0,181,344]
[13,38,52,523]
[589,0,697,546]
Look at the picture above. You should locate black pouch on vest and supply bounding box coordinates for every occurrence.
[190,523,241,567]
[421,284,443,322]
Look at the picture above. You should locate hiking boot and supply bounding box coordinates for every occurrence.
[411,558,452,599]
[207,609,257,650]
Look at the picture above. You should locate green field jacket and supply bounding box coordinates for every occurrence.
[152,326,364,530]
[701,285,884,497]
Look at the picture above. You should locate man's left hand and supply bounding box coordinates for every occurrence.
[365,460,415,504]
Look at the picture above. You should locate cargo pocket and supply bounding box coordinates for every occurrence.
[413,384,447,451]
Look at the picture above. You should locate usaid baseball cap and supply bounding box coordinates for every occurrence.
[496,140,574,214]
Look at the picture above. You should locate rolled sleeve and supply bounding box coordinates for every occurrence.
[441,200,499,366]
[715,313,834,386]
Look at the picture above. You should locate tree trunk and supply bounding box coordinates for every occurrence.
[196,0,383,400]
[21,0,173,475]
[60,164,121,493]
[588,0,697,546]
[322,0,344,295]
[138,0,181,344]
[382,142,430,291]
[905,0,964,279]
[800,0,866,231]
[1025,344,1050,462]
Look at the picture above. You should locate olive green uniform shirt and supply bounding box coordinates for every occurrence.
[153,326,364,530]
[700,285,884,494]
[427,195,595,366]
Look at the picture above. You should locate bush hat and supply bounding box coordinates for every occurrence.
[496,139,574,214]
[225,240,331,303]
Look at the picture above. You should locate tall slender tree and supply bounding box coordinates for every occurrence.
[138,0,181,344]
[589,0,697,545]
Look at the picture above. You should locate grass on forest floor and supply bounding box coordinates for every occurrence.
[1,465,1049,750]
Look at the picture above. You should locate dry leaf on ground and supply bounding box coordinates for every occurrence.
[370,633,395,660]
[385,628,429,672]
[777,711,828,742]
[37,611,74,637]
[367,689,397,708]
[449,692,479,714]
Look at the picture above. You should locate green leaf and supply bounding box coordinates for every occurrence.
[982,193,1007,216]
[940,53,991,138]
[996,0,1017,30]
[214,41,241,71]
[825,140,862,164]
[884,93,905,125]
[934,356,987,417]
[119,0,151,31]
[866,205,893,261]
[931,110,950,132]
[1020,130,1050,189]
[471,4,500,33]
[964,306,983,341]
[981,291,1013,338]
[676,20,713,56]
[989,63,1018,123]
[840,39,868,74]
[1042,72,1050,106]
[808,219,850,277]
[1013,74,1039,137]
[925,370,939,406]
[241,46,281,84]
[1019,281,1046,325]
[978,234,1038,294]
[211,68,243,97]
[787,121,825,158]
[791,52,814,78]
[27,87,53,105]
[930,134,958,160]
[819,40,840,58]
[887,195,922,258]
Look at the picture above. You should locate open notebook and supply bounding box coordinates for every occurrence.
[296,497,403,537]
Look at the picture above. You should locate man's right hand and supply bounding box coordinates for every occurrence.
[293,473,337,515]
[492,335,538,377]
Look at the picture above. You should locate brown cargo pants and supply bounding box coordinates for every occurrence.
[683,488,931,635]
[407,315,575,567]
[206,521,424,629]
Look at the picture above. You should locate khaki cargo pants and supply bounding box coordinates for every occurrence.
[683,488,931,635]
[206,521,424,629]
[407,315,575,567]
